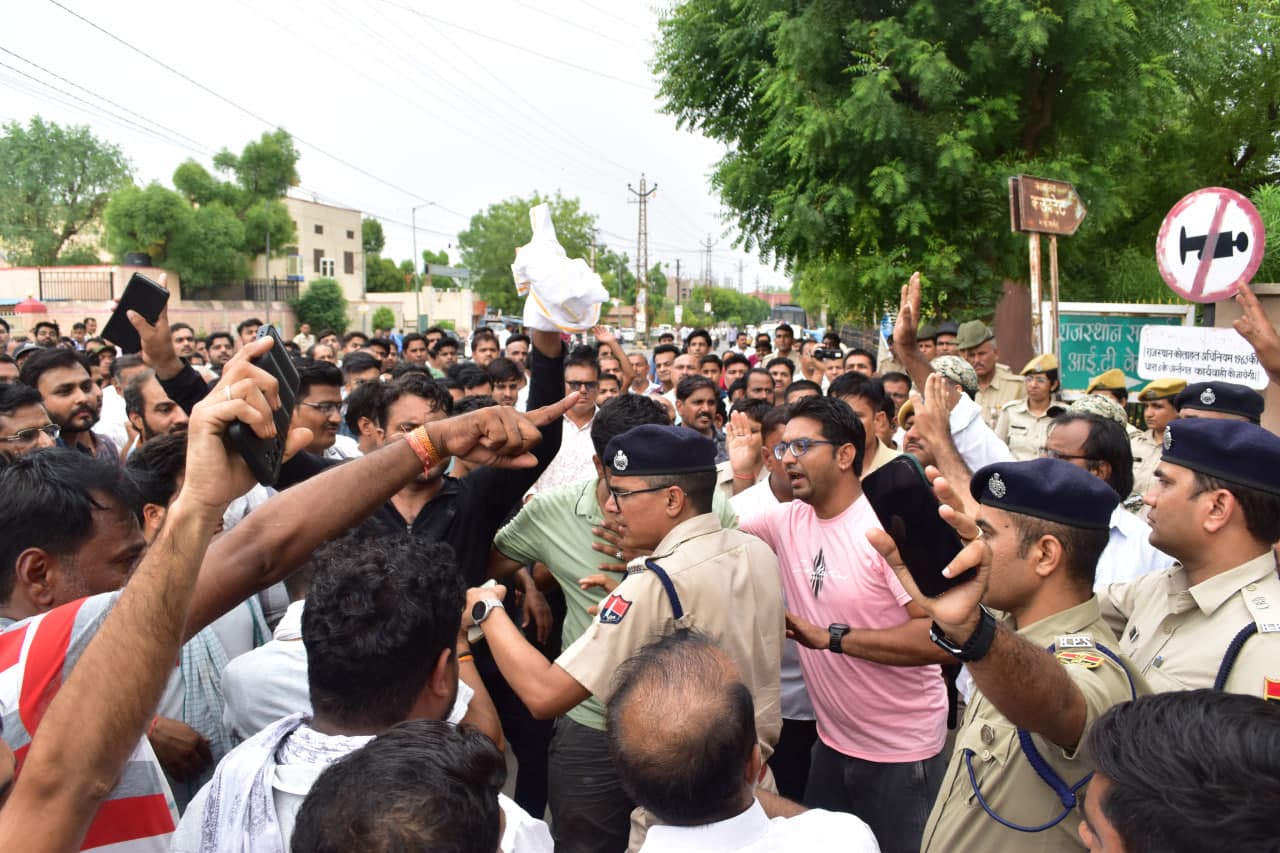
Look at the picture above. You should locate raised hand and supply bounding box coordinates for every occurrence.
[430,393,579,470]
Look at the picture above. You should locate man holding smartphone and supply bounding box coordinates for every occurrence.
[874,459,1148,853]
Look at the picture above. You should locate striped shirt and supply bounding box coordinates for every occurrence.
[0,593,178,851]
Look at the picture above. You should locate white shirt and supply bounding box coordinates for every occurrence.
[639,799,879,853]
[324,433,362,460]
[1094,504,1175,589]
[94,384,130,451]
[949,394,1013,471]
[527,412,597,496]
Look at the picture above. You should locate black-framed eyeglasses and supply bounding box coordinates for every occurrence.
[0,423,59,444]
[1038,447,1095,462]
[607,484,671,503]
[299,401,342,415]
[773,438,837,460]
[567,380,599,392]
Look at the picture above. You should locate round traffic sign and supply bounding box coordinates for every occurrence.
[1156,187,1264,303]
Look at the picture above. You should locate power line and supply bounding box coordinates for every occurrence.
[509,0,630,47]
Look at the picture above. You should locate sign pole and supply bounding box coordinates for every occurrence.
[1028,233,1043,355]
[1048,234,1060,359]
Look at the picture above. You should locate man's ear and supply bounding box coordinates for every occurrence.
[429,647,454,700]
[14,548,57,610]
[127,411,144,434]
[592,455,606,479]
[836,442,857,473]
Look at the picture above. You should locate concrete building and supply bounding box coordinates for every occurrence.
[249,197,365,302]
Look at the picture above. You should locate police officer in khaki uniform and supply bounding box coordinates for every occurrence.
[1130,377,1185,503]
[464,424,785,846]
[872,459,1145,853]
[1086,369,1142,440]
[1099,418,1280,698]
[955,320,1024,429]
[995,353,1066,460]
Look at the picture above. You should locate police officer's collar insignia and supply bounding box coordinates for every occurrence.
[1163,429,1172,450]
[1200,387,1217,406]
[613,449,628,471]
[988,473,1007,499]
[1056,650,1104,669]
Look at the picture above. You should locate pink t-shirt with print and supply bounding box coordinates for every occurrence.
[742,495,947,762]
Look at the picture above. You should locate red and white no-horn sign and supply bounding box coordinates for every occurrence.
[1156,187,1265,303]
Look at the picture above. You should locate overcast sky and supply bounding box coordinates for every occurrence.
[2,0,792,294]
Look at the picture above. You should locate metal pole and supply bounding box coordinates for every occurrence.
[412,208,420,332]
[1048,234,1060,360]
[1028,233,1043,355]
[265,229,271,328]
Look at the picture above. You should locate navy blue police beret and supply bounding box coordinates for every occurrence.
[1172,382,1264,423]
[1160,418,1280,496]
[970,458,1118,530]
[604,424,716,477]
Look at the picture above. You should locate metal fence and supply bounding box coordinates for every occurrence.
[38,269,114,302]
[180,278,299,303]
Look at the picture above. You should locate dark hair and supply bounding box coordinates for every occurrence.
[676,375,717,403]
[729,398,772,424]
[760,403,792,437]
[424,326,447,339]
[684,328,712,349]
[505,332,530,349]
[0,317,8,333]
[845,347,875,366]
[881,371,911,387]
[486,357,522,384]
[452,395,498,415]
[470,328,498,349]
[1086,690,1280,853]
[0,383,44,419]
[296,359,344,399]
[236,318,263,334]
[430,337,458,356]
[0,448,139,602]
[788,395,866,476]
[726,378,747,398]
[206,331,234,349]
[122,369,156,417]
[169,322,193,336]
[402,332,427,350]
[453,364,491,392]
[317,328,337,340]
[783,380,822,402]
[33,320,60,336]
[126,433,188,515]
[564,355,600,379]
[388,363,430,380]
[1051,414,1134,499]
[342,331,368,346]
[341,352,382,379]
[597,372,621,390]
[343,381,385,434]
[764,357,794,377]
[110,353,146,382]
[827,372,886,408]
[1012,516,1111,591]
[1191,470,1280,544]
[775,323,793,335]
[368,336,396,355]
[591,395,671,457]
[18,347,89,389]
[723,353,750,371]
[698,354,723,371]
[291,719,506,853]
[745,367,773,386]
[377,374,453,428]
[652,343,680,360]
[303,532,464,729]
[607,630,756,826]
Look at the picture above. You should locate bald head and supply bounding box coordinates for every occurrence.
[606,630,757,826]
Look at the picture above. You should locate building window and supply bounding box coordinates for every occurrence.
[346,229,355,239]
[343,251,355,275]
[314,224,324,235]
[320,257,336,277]
[313,248,324,273]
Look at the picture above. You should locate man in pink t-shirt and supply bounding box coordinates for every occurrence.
[739,395,950,853]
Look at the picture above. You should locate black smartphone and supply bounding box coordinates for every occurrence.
[862,455,972,597]
[102,273,170,354]
[227,326,300,486]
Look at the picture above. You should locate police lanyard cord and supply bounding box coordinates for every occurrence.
[964,641,1138,833]
[1213,623,1258,691]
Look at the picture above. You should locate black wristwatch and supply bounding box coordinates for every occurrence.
[929,606,998,662]
[828,623,851,654]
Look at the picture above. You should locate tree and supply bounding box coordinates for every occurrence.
[292,278,348,333]
[0,117,131,265]
[654,0,1280,320]
[362,218,385,256]
[457,193,609,314]
[371,307,396,332]
[366,255,407,293]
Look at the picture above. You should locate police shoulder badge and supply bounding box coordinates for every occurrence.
[613,449,629,471]
[988,472,1007,499]
[1200,387,1217,406]
[1056,650,1104,669]
[599,593,632,625]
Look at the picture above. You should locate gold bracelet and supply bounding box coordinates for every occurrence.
[457,653,474,664]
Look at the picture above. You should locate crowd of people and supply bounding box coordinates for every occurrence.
[0,273,1278,853]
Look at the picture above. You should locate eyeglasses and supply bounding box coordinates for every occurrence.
[0,423,59,444]
[566,380,599,392]
[773,438,837,460]
[1038,447,1095,462]
[607,484,671,503]
[299,401,342,415]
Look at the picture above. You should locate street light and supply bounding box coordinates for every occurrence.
[411,202,438,332]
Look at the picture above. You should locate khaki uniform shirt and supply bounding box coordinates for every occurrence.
[876,356,905,376]
[975,365,1025,430]
[1129,429,1161,502]
[922,598,1146,853]
[557,512,785,759]
[995,400,1064,461]
[860,440,902,479]
[1100,551,1280,696]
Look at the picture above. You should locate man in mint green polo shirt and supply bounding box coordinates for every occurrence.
[488,393,738,853]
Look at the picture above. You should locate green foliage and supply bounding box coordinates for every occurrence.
[421,248,462,289]
[679,285,771,327]
[1251,184,1280,285]
[457,192,623,314]
[654,0,1280,321]
[362,218,385,256]
[366,255,408,292]
[56,245,105,266]
[0,116,131,265]
[105,131,300,286]
[293,279,348,333]
[370,307,396,332]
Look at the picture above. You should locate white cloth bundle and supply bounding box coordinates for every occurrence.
[511,203,609,333]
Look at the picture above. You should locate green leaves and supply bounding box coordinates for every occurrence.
[292,279,349,334]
